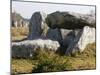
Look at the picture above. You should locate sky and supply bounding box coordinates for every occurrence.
[12,1,96,19]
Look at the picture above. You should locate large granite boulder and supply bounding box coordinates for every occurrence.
[46,11,95,29]
[65,26,95,55]
[12,39,60,58]
[28,12,48,39]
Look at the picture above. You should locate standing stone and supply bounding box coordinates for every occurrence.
[28,12,42,39]
[19,19,23,27]
[23,21,29,27]
[60,29,75,48]
[46,28,62,44]
[65,26,95,55]
[14,21,18,27]
[28,11,48,40]
[76,26,95,52]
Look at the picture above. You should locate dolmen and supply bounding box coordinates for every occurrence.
[12,11,96,58]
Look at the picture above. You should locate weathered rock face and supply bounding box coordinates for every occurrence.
[60,29,75,48]
[46,28,62,44]
[40,12,49,37]
[46,11,95,29]
[28,12,48,39]
[12,39,60,58]
[28,12,42,39]
[76,26,95,51]
[65,26,95,55]
[12,11,96,57]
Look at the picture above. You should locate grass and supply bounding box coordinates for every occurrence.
[12,43,96,74]
[11,27,96,74]
[11,27,29,41]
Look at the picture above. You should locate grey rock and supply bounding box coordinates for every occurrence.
[60,29,75,48]
[46,28,62,44]
[12,39,60,58]
[28,12,42,39]
[12,11,96,57]
[76,26,95,52]
[65,26,95,55]
[46,11,95,29]
[28,12,48,39]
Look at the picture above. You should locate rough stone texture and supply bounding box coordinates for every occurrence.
[12,11,96,57]
[28,12,42,39]
[46,28,80,48]
[77,26,95,51]
[46,11,95,29]
[40,12,49,37]
[46,28,62,44]
[12,39,60,58]
[60,29,75,48]
[28,12,48,39]
[65,26,95,55]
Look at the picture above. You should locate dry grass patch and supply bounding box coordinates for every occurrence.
[12,43,96,74]
[11,27,29,41]
[68,43,96,70]
[12,59,37,75]
[11,26,96,74]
